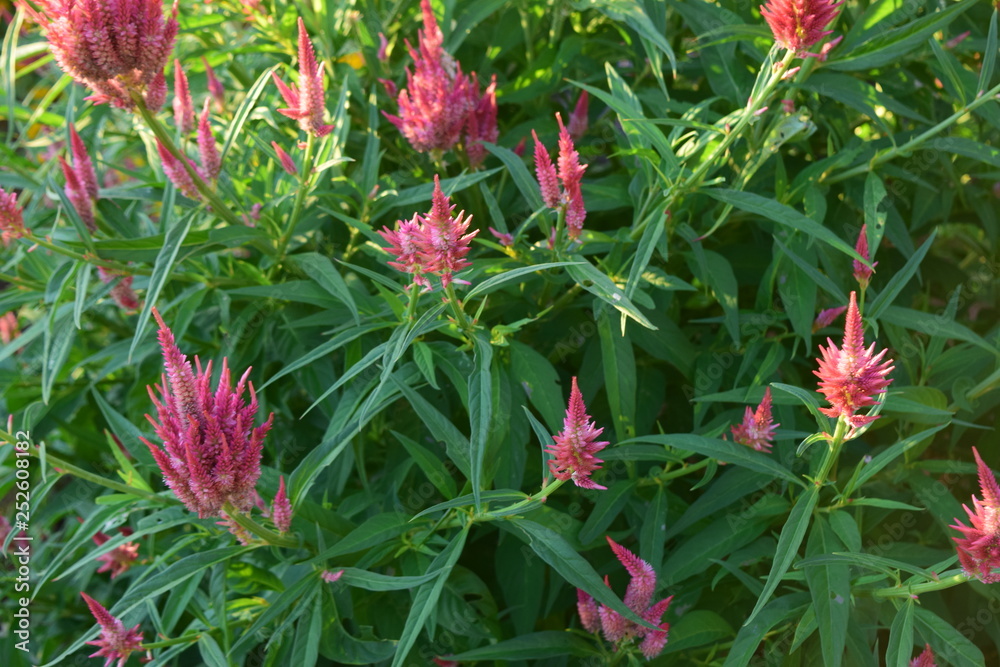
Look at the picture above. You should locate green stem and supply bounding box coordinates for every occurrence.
[443,282,475,333]
[275,132,318,268]
[637,457,712,487]
[24,234,145,275]
[0,271,44,290]
[871,572,968,599]
[813,417,848,486]
[480,477,566,520]
[404,284,421,322]
[142,633,201,650]
[222,501,299,548]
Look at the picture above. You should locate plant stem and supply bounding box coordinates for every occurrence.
[443,282,475,333]
[637,457,713,486]
[24,234,145,275]
[222,501,299,548]
[480,477,566,520]
[871,571,968,598]
[813,417,848,486]
[274,132,318,267]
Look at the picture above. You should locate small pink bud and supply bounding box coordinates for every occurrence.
[156,140,201,200]
[322,569,344,583]
[202,56,226,111]
[377,32,389,63]
[173,60,196,134]
[852,223,877,289]
[197,100,221,180]
[272,141,298,175]
[270,476,293,533]
[568,90,589,140]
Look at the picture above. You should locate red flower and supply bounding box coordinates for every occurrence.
[730,387,779,453]
[81,592,146,667]
[760,0,843,53]
[951,448,1000,584]
[532,114,588,239]
[546,377,609,489]
[910,643,937,667]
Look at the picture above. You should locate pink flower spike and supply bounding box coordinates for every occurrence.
[417,175,478,288]
[322,569,344,583]
[274,18,333,137]
[568,90,589,140]
[546,377,609,489]
[69,125,99,201]
[951,447,1000,584]
[556,113,587,239]
[0,187,28,246]
[272,141,298,175]
[852,223,877,289]
[814,291,894,429]
[271,475,293,533]
[812,305,847,332]
[377,32,389,63]
[378,215,429,289]
[730,387,779,452]
[760,0,843,54]
[576,589,601,633]
[145,70,167,113]
[93,531,140,579]
[607,537,656,612]
[532,130,561,209]
[464,73,498,168]
[197,100,221,181]
[910,643,937,667]
[80,592,146,667]
[173,60,195,134]
[488,227,513,247]
[202,56,226,111]
[156,140,201,200]
[59,155,97,232]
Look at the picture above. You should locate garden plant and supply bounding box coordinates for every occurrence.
[1,0,999,665]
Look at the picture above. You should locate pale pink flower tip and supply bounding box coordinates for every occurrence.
[272,141,298,175]
[0,187,28,245]
[321,569,344,583]
[546,377,609,489]
[532,130,561,210]
[813,291,894,429]
[730,387,779,453]
[568,90,589,140]
[98,267,141,311]
[760,0,843,53]
[580,538,673,659]
[141,308,274,518]
[852,223,877,289]
[27,0,178,110]
[951,447,1000,584]
[910,643,937,667]
[812,305,847,332]
[271,475,293,533]
[80,592,146,667]
[173,60,195,135]
[273,17,333,137]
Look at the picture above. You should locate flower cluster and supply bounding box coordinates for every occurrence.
[59,125,99,232]
[814,291,894,429]
[761,0,843,54]
[80,592,146,667]
[0,186,28,246]
[533,113,587,239]
[730,387,779,453]
[546,377,609,489]
[384,0,498,165]
[155,104,220,198]
[142,309,273,519]
[272,17,333,138]
[378,175,477,290]
[910,644,937,667]
[26,0,178,110]
[577,537,673,659]
[951,448,1000,584]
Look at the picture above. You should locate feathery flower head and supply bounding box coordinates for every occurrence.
[532,114,588,239]
[568,90,590,140]
[142,309,273,518]
[270,475,293,533]
[80,592,146,667]
[272,17,333,137]
[272,141,298,175]
[812,305,847,332]
[760,0,843,53]
[417,175,477,287]
[951,447,1000,584]
[852,224,877,289]
[910,644,937,667]
[202,56,226,111]
[0,187,28,245]
[59,154,97,233]
[546,377,609,489]
[26,0,178,110]
[92,528,140,579]
[577,538,673,659]
[156,140,201,200]
[383,0,473,155]
[464,73,498,168]
[172,60,195,134]
[532,130,562,209]
[814,291,894,429]
[197,100,221,181]
[378,216,430,290]
[69,125,99,201]
[730,387,779,452]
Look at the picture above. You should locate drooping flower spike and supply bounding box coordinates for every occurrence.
[272,17,333,137]
[951,447,1000,584]
[156,140,202,200]
[814,291,894,429]
[202,56,226,111]
[97,267,141,311]
[0,187,28,246]
[80,592,146,667]
[730,387,779,453]
[25,0,178,110]
[546,377,609,489]
[272,141,298,175]
[760,0,843,54]
[142,308,273,519]
[197,100,222,180]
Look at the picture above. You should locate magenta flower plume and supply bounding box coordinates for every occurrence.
[532,130,561,209]
[26,0,178,110]
[92,529,140,580]
[173,60,195,135]
[0,187,28,246]
[142,309,273,519]
[814,291,894,429]
[197,100,221,181]
[272,17,333,137]
[546,377,609,489]
[760,0,843,53]
[568,90,590,140]
[69,125,99,201]
[201,56,226,111]
[852,224,877,289]
[272,141,298,175]
[59,142,99,234]
[417,175,477,288]
[464,73,498,168]
[383,0,473,155]
[156,140,201,200]
[812,305,847,332]
[577,538,673,659]
[378,216,429,289]
[730,387,779,453]
[532,114,588,239]
[951,447,1000,584]
[270,475,293,533]
[80,592,145,667]
[910,644,937,667]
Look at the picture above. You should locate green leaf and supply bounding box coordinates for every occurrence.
[325,623,396,664]
[230,571,318,654]
[391,525,470,667]
[221,65,276,162]
[289,252,360,325]
[337,567,443,591]
[978,9,998,96]
[886,600,916,667]
[468,331,494,508]
[580,0,676,75]
[566,258,656,330]
[772,382,832,432]
[662,610,734,655]
[308,512,410,563]
[395,374,472,478]
[773,238,846,303]
[73,262,90,329]
[722,593,811,667]
[845,424,948,495]
[466,261,581,299]
[745,486,819,625]
[393,431,457,499]
[482,142,543,210]
[913,606,985,667]
[41,312,75,405]
[598,307,636,441]
[446,631,598,660]
[510,341,564,431]
[804,516,849,667]
[867,229,936,321]
[290,593,322,667]
[796,553,929,578]
[414,489,527,519]
[259,322,390,389]
[579,480,637,544]
[198,635,228,667]
[879,305,996,355]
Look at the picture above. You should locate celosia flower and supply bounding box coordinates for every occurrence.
[321,569,344,583]
[0,187,28,245]
[202,56,226,111]
[197,100,221,180]
[272,18,333,137]
[377,32,389,63]
[464,73,498,168]
[577,537,673,660]
[951,447,1000,584]
[173,60,195,134]
[488,227,513,247]
[417,175,477,287]
[760,0,843,53]
[911,644,937,667]
[568,90,589,140]
[272,141,298,175]
[730,387,779,453]
[546,377,609,489]
[60,124,99,232]
[270,475,293,533]
[532,114,588,239]
[92,528,140,579]
[26,0,178,110]
[852,223,877,289]
[97,267,140,311]
[0,312,19,345]
[156,140,201,200]
[383,0,473,155]
[80,592,146,667]
[142,309,273,518]
[812,305,847,332]
[814,291,894,429]
[378,216,430,290]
